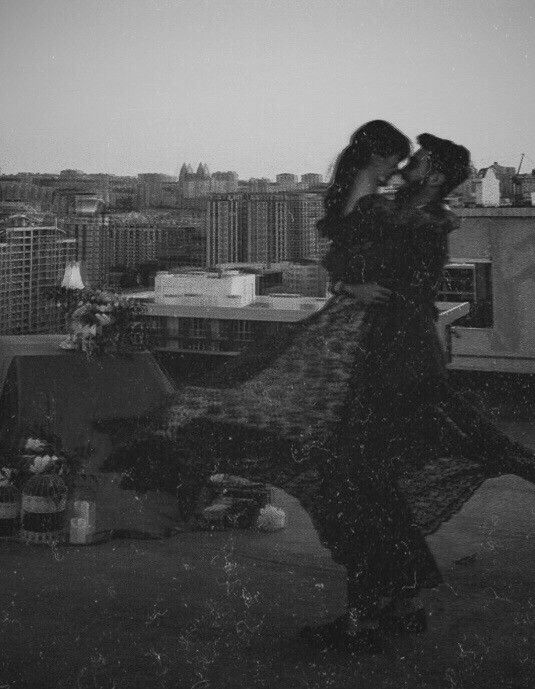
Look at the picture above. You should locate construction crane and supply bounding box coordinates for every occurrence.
[517,153,525,175]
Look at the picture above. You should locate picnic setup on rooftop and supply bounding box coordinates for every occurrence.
[0,269,286,549]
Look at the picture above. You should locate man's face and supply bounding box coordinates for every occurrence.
[399,148,432,184]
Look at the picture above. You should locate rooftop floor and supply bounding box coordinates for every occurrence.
[2,414,535,688]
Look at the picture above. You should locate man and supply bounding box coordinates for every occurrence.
[304,135,472,649]
[336,133,470,302]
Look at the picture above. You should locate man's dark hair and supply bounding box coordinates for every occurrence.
[417,133,471,196]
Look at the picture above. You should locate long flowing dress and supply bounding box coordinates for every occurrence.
[168,194,535,610]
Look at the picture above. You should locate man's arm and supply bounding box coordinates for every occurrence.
[332,281,392,305]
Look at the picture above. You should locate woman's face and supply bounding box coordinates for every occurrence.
[373,153,405,184]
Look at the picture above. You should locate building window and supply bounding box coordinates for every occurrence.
[231,320,253,342]
[188,318,206,339]
[437,261,493,327]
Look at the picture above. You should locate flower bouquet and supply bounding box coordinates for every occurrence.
[1,436,80,491]
[52,287,148,357]
[0,435,86,543]
[1,435,102,543]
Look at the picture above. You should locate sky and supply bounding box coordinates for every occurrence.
[1,0,534,179]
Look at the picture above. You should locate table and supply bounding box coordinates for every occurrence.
[0,334,174,465]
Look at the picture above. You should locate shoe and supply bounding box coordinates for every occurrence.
[299,615,385,654]
[378,602,427,636]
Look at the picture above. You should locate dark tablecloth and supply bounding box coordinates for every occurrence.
[0,334,174,461]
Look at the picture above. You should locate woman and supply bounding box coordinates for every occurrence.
[169,120,433,649]
[168,124,535,651]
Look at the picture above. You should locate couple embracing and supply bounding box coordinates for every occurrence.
[173,121,535,653]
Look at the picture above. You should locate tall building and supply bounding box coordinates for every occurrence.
[156,207,208,268]
[60,194,110,287]
[207,194,244,265]
[0,216,76,335]
[109,207,209,272]
[108,213,158,269]
[287,192,326,260]
[245,193,289,263]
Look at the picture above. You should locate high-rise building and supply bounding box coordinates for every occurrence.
[0,216,76,335]
[207,194,244,265]
[109,207,209,272]
[60,194,110,287]
[245,193,290,263]
[108,213,158,269]
[287,192,326,261]
[156,206,208,268]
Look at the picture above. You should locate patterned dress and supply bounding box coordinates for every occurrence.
[169,194,535,610]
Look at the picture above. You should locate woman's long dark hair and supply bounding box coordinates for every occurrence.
[318,120,411,240]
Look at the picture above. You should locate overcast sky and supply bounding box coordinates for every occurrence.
[1,0,534,178]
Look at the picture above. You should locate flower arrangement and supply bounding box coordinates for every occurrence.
[49,285,149,356]
[0,435,81,492]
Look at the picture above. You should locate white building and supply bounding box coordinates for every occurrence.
[154,269,256,307]
[474,167,500,207]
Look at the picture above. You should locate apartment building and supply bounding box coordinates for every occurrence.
[0,216,75,335]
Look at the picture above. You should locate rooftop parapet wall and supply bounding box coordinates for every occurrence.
[446,207,535,370]
[456,208,535,218]
[450,210,535,261]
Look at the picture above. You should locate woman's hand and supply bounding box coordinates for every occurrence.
[333,282,392,305]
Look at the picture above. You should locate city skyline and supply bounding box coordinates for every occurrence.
[1,0,535,177]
